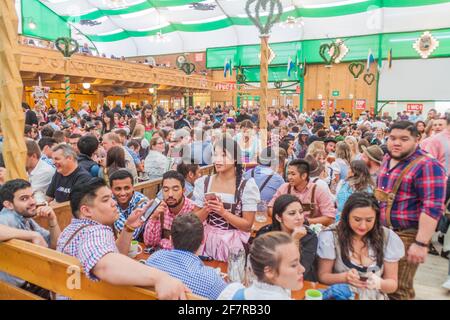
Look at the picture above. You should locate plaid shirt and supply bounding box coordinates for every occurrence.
[377,148,447,229]
[143,197,195,250]
[57,218,118,281]
[114,192,148,240]
[146,249,226,300]
[56,218,118,300]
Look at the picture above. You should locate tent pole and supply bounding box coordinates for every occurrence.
[0,0,27,180]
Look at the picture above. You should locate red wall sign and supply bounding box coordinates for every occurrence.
[406,103,423,112]
[215,83,237,91]
[355,99,367,110]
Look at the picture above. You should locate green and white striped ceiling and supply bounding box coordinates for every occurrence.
[19,0,450,57]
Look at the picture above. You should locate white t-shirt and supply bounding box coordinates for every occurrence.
[29,159,56,195]
[193,175,261,212]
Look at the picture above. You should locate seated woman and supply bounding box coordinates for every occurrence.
[317,192,405,300]
[218,231,305,300]
[256,194,318,282]
[144,136,174,180]
[193,137,260,262]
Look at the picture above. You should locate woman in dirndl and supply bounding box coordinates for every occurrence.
[193,137,260,262]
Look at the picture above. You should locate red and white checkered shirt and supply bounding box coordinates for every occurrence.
[143,197,196,250]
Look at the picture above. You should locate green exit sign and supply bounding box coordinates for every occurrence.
[332,90,340,97]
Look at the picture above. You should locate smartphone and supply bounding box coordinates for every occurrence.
[140,198,162,223]
[205,193,218,201]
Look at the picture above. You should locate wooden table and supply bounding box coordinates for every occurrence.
[135,243,327,300]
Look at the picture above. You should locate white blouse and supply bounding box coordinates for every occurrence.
[218,281,292,300]
[193,175,261,212]
[317,227,405,263]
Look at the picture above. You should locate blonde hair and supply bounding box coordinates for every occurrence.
[132,124,145,139]
[344,136,359,160]
[250,231,296,283]
[306,141,325,157]
[336,141,352,164]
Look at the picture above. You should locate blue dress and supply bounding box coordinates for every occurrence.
[335,181,373,222]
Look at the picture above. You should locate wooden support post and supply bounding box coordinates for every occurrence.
[259,35,269,147]
[0,0,27,180]
[324,65,332,129]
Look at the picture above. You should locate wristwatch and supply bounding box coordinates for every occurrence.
[414,240,428,248]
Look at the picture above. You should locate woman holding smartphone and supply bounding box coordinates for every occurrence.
[317,192,404,300]
[193,137,261,262]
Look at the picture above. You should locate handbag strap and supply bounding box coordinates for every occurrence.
[384,156,425,228]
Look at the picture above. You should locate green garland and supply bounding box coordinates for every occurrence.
[55,37,79,58]
[245,0,283,36]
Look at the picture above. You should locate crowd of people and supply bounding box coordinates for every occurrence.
[0,100,449,300]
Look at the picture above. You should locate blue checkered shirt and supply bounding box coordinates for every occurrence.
[146,249,227,300]
[114,192,148,240]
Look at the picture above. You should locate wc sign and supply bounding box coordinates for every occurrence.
[406,103,423,112]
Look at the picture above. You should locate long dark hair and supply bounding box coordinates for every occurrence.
[347,160,374,191]
[102,111,115,132]
[272,194,302,231]
[337,192,384,267]
[141,104,155,128]
[213,137,243,190]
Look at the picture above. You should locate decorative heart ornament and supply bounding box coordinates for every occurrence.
[349,62,365,79]
[181,62,196,75]
[274,81,283,89]
[236,74,247,83]
[55,37,79,58]
[319,43,340,65]
[245,0,283,36]
[364,73,375,85]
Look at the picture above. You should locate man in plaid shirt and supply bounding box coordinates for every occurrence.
[57,178,189,299]
[377,121,447,300]
[144,171,196,250]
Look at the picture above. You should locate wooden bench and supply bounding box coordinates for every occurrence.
[0,239,203,300]
[35,164,215,231]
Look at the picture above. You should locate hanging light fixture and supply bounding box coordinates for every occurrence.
[28,18,37,30]
[149,11,170,43]
[148,87,155,94]
[149,31,171,43]
[281,16,304,29]
[82,83,91,89]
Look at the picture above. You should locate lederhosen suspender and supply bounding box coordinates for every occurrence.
[288,183,318,218]
[251,169,274,193]
[160,207,171,240]
[374,156,425,228]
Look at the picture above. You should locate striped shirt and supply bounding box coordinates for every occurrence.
[114,192,148,240]
[143,197,196,250]
[146,249,226,300]
[377,148,447,229]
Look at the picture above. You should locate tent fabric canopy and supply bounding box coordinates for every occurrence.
[21,0,450,57]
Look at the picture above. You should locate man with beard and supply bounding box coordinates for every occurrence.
[376,121,447,300]
[361,145,384,184]
[110,169,149,241]
[0,179,61,291]
[143,171,196,250]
